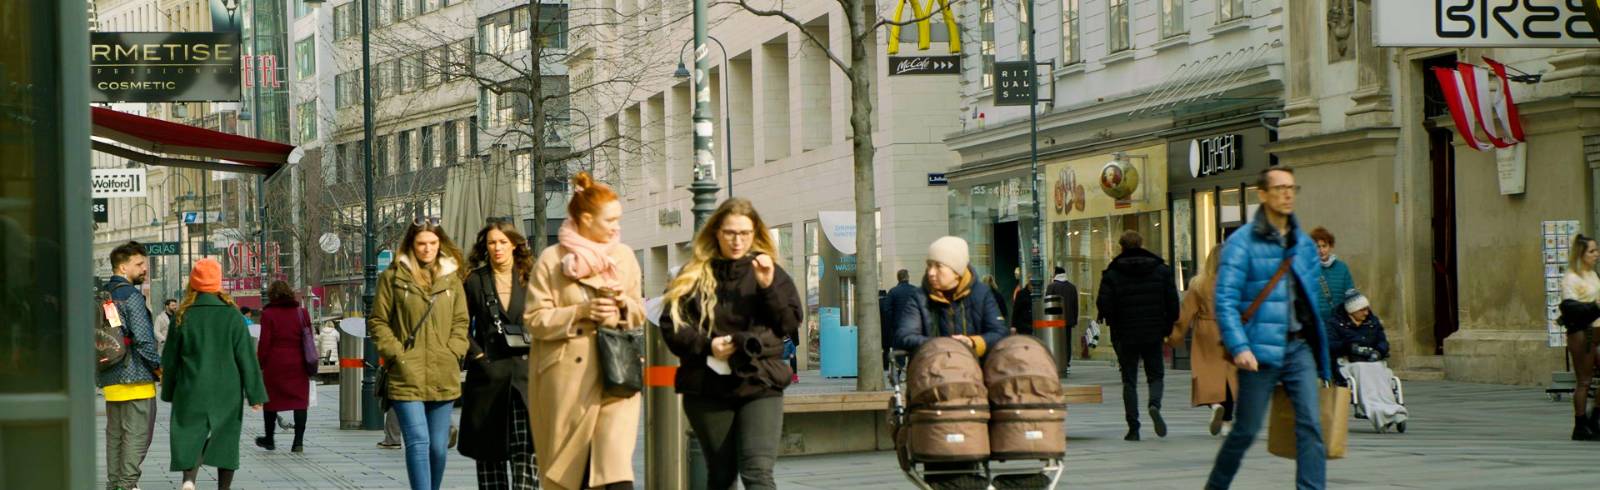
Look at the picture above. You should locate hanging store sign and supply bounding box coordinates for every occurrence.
[1189,134,1243,178]
[90,32,242,102]
[994,61,1035,106]
[91,168,148,197]
[1374,1,1600,47]
[93,199,110,223]
[889,55,961,76]
[1045,142,1169,222]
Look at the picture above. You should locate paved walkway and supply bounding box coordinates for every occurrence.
[100,362,1594,489]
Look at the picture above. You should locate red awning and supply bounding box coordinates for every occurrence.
[90,106,301,176]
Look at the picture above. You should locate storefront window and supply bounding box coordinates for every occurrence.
[804,221,820,365]
[1220,187,1244,236]
[1050,212,1166,327]
[948,176,1029,285]
[1173,196,1194,288]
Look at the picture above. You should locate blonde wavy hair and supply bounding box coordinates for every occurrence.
[663,198,777,333]
[176,289,238,327]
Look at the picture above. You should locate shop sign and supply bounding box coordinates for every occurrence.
[1497,143,1527,195]
[995,61,1035,106]
[1045,142,1168,222]
[890,56,961,76]
[658,208,682,227]
[145,242,181,256]
[93,198,109,223]
[1374,1,1600,47]
[90,32,242,103]
[1189,134,1243,178]
[927,173,948,186]
[818,211,857,255]
[91,168,147,198]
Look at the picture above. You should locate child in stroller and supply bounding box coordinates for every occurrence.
[1328,289,1408,433]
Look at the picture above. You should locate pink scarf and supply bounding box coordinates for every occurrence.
[558,219,621,290]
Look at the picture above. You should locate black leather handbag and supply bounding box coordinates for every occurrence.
[597,326,645,398]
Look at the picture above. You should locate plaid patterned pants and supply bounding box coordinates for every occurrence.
[475,396,538,489]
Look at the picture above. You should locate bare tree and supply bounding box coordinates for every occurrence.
[727,0,964,391]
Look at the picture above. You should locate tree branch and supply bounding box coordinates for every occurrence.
[729,0,853,76]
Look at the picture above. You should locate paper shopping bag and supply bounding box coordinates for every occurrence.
[1267,384,1349,460]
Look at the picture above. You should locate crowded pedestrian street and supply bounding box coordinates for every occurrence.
[100,362,1594,489]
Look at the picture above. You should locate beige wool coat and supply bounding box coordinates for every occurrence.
[1169,276,1238,407]
[525,243,646,490]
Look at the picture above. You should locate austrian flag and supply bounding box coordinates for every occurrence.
[1431,58,1527,152]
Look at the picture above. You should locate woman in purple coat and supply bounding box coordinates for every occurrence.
[255,280,314,452]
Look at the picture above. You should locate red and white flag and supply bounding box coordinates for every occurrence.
[1432,60,1525,152]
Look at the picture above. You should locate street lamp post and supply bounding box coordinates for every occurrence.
[674,35,733,198]
[359,0,383,431]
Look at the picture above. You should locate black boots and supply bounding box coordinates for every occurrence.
[1124,427,1140,441]
[1574,415,1595,441]
[255,435,276,450]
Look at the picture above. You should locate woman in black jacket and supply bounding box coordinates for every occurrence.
[659,198,803,490]
[460,222,537,489]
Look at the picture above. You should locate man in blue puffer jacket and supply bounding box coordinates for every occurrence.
[1206,168,1334,490]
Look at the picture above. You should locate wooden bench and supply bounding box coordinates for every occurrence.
[776,384,1102,456]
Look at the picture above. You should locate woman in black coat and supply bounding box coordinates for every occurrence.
[460,222,536,489]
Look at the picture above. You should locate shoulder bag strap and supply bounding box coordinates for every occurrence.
[507,276,528,322]
[399,288,438,352]
[1242,258,1295,324]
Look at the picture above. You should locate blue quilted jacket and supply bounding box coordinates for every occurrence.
[1214,209,1333,381]
[96,276,162,388]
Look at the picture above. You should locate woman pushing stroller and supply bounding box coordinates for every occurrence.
[893,236,1009,356]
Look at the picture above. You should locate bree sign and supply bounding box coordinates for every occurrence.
[1188,134,1242,178]
[1375,1,1600,47]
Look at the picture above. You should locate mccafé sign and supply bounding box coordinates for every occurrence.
[90,32,242,103]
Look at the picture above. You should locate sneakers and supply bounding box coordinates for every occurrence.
[377,440,403,449]
[1149,407,1167,438]
[448,425,459,449]
[1209,405,1225,436]
[255,436,275,451]
[180,482,196,490]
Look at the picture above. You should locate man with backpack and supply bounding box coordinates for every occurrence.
[98,241,162,490]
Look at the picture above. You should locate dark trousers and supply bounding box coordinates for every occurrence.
[263,409,308,447]
[1114,341,1165,428]
[683,395,783,490]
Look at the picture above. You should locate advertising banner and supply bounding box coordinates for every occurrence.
[90,32,242,102]
[1044,142,1168,223]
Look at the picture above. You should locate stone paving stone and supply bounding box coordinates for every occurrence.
[98,361,1596,489]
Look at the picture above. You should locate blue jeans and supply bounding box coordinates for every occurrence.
[1206,340,1325,490]
[394,400,454,490]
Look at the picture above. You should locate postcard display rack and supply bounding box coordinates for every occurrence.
[1544,220,1580,348]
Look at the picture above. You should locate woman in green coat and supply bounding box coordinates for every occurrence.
[369,221,471,490]
[161,258,267,490]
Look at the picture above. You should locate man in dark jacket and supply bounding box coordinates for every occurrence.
[1010,272,1034,336]
[1044,266,1080,372]
[1097,231,1180,441]
[99,241,162,490]
[885,270,920,364]
[895,237,1009,357]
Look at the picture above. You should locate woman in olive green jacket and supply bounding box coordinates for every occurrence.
[369,222,471,490]
[162,258,267,490]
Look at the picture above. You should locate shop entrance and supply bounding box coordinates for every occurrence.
[1423,55,1461,355]
[993,220,1022,302]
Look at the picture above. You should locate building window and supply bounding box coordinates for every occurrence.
[1160,0,1184,38]
[334,3,352,40]
[515,152,533,194]
[1217,0,1244,23]
[979,0,995,89]
[1108,0,1131,53]
[296,101,317,144]
[329,143,346,185]
[295,36,315,80]
[334,72,347,107]
[421,125,436,168]
[400,55,417,93]
[443,120,458,165]
[537,4,567,50]
[345,142,361,183]
[1061,0,1079,64]
[294,0,312,19]
[1016,0,1029,61]
[377,135,390,176]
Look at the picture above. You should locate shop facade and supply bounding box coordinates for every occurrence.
[1165,124,1275,287]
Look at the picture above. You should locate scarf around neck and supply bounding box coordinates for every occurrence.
[1321,254,1337,268]
[558,219,621,291]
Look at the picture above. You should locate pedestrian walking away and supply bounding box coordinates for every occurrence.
[99,242,162,490]
[154,298,177,353]
[525,172,646,490]
[461,221,539,489]
[1169,244,1238,437]
[255,280,316,453]
[1045,266,1080,373]
[369,221,472,490]
[659,198,804,490]
[1311,227,1356,325]
[885,269,920,368]
[1206,167,1334,490]
[1097,230,1180,441]
[161,258,268,490]
[1558,233,1600,440]
[1010,271,1033,336]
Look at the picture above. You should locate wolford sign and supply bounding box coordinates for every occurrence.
[1375,1,1600,47]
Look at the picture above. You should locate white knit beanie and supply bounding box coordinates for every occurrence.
[1344,292,1370,314]
[928,236,971,273]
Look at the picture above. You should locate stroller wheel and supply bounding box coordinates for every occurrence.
[1396,421,1407,433]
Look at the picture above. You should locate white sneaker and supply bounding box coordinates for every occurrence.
[181,482,196,490]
